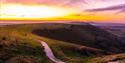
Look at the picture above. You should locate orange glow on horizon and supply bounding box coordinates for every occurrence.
[0,3,125,23]
[0,3,77,19]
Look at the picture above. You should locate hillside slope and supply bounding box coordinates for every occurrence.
[0,22,125,63]
[32,23,125,53]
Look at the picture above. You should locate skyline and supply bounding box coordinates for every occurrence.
[0,0,125,23]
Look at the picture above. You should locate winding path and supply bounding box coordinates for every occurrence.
[38,40,65,63]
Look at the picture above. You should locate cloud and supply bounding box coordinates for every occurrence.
[0,0,87,6]
[68,0,87,4]
[0,0,86,4]
[85,4,125,12]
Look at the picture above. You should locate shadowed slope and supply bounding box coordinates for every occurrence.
[32,23,125,53]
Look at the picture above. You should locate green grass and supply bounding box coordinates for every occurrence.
[0,25,53,63]
[0,24,109,63]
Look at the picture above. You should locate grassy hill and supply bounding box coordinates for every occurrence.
[32,23,125,53]
[0,22,125,63]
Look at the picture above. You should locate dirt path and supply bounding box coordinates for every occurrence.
[38,40,65,63]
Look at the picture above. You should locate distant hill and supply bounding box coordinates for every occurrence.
[92,22,125,45]
[32,23,125,53]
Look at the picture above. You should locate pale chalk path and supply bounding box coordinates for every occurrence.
[38,40,65,63]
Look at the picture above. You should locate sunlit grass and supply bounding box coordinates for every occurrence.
[0,24,106,63]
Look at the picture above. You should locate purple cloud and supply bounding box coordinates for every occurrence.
[85,4,125,12]
[68,0,87,4]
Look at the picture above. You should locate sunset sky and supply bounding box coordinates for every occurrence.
[0,0,125,23]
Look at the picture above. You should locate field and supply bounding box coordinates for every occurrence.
[0,22,125,63]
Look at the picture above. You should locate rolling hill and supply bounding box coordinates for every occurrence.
[0,22,125,63]
[32,22,125,53]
